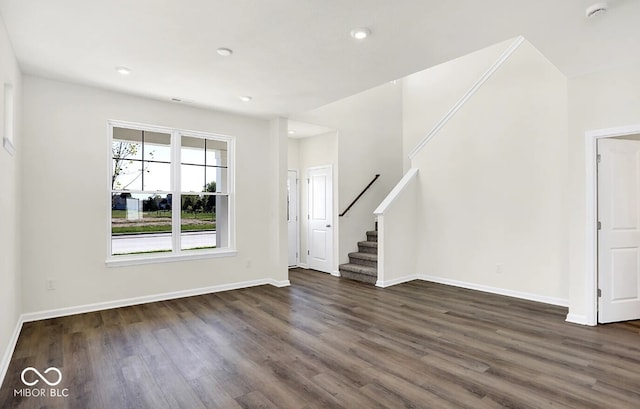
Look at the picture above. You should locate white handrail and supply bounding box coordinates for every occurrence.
[408,36,525,160]
[374,168,418,215]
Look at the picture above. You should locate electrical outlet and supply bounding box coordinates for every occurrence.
[46,279,56,291]
[496,263,503,274]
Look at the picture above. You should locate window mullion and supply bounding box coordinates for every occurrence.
[141,130,145,190]
[172,131,181,253]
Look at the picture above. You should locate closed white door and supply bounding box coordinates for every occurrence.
[598,138,640,323]
[308,166,333,273]
[288,170,298,267]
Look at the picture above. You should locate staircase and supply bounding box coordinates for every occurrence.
[338,229,378,284]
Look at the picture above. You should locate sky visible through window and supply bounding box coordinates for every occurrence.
[113,140,225,193]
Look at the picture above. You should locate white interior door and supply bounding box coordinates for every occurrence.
[307,166,333,273]
[287,170,298,267]
[598,137,640,323]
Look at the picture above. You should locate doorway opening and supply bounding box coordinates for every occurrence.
[307,165,334,274]
[586,124,640,325]
[288,170,299,267]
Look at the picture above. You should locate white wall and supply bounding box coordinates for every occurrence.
[295,131,338,268]
[408,40,569,304]
[403,39,512,170]
[288,137,300,171]
[294,83,404,268]
[0,14,21,379]
[567,63,640,321]
[269,117,290,283]
[375,169,419,287]
[20,76,287,314]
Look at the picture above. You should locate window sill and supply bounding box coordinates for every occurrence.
[106,249,237,267]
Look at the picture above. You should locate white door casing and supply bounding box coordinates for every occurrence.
[288,170,299,267]
[307,166,333,273]
[598,138,640,323]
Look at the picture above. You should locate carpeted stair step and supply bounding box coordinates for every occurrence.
[338,263,377,285]
[357,241,377,254]
[348,252,377,268]
[339,226,378,285]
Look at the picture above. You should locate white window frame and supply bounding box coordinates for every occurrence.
[106,120,236,267]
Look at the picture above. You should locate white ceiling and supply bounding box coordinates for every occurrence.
[0,0,638,119]
[287,120,334,139]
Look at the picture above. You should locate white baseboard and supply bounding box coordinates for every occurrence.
[22,278,290,323]
[0,317,23,388]
[1,277,288,386]
[1,271,574,387]
[565,313,594,326]
[376,274,418,288]
[331,270,341,277]
[297,263,309,269]
[417,274,569,307]
[268,279,291,288]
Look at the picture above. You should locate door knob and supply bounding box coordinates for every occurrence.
[326,224,331,228]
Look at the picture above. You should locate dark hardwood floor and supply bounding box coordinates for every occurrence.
[1,268,639,408]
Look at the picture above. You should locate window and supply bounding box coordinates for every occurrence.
[108,121,234,264]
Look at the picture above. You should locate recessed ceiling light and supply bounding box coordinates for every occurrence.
[288,130,296,135]
[216,48,233,57]
[350,28,371,40]
[239,95,252,102]
[115,66,131,75]
[586,2,608,17]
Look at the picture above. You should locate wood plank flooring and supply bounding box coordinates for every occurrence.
[1,268,639,408]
